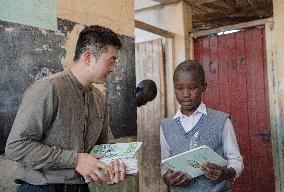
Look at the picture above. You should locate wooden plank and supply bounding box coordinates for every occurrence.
[137,42,147,192]
[233,30,252,192]
[201,37,211,106]
[265,19,284,192]
[136,39,167,192]
[245,28,259,192]
[225,32,245,192]
[262,27,276,191]
[135,20,175,38]
[157,39,168,192]
[150,39,161,192]
[159,39,166,119]
[194,38,202,64]
[252,28,275,191]
[209,35,219,109]
[164,38,176,116]
[217,35,229,113]
[145,40,154,192]
[190,18,273,38]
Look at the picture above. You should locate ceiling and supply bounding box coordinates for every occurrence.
[135,0,273,31]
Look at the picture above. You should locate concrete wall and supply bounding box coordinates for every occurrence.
[57,0,134,38]
[135,1,191,64]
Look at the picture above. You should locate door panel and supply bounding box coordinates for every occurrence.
[194,27,275,192]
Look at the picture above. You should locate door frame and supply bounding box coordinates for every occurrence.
[135,19,177,116]
[189,17,283,191]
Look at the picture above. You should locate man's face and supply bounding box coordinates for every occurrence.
[174,71,206,115]
[87,45,118,84]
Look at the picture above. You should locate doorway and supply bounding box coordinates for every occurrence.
[194,27,275,192]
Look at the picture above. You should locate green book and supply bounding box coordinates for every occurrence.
[161,145,228,178]
[90,142,142,175]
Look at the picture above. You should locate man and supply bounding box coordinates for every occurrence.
[136,79,157,107]
[5,25,126,192]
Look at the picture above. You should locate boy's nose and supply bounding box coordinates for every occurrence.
[182,89,191,97]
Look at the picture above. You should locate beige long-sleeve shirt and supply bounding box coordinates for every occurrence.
[5,70,113,184]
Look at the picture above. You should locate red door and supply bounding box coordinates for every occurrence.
[194,27,275,192]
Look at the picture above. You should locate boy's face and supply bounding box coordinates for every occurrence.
[174,71,206,115]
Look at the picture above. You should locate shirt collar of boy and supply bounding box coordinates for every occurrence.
[173,102,207,119]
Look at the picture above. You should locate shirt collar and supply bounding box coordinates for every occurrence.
[173,102,207,119]
[67,69,92,92]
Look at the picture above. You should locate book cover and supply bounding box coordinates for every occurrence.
[90,142,142,175]
[161,145,228,178]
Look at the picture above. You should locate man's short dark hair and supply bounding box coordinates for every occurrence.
[173,60,206,85]
[74,25,122,61]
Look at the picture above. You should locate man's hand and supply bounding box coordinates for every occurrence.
[75,153,110,183]
[107,159,127,184]
[163,169,192,187]
[201,162,236,181]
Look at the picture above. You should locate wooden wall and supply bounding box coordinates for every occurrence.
[135,38,167,192]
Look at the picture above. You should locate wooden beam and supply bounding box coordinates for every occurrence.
[135,20,175,38]
[190,18,273,38]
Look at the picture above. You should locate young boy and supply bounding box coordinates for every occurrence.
[160,60,243,192]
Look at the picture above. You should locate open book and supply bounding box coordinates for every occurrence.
[90,142,142,175]
[161,145,228,178]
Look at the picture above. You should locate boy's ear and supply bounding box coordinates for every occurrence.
[136,87,141,93]
[202,82,207,92]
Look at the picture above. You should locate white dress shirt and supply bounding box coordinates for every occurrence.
[160,102,244,178]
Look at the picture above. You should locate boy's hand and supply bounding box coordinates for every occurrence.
[163,169,192,187]
[201,162,236,181]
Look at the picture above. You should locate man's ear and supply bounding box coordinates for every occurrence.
[82,51,92,65]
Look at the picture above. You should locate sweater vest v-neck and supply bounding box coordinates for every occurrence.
[161,108,230,192]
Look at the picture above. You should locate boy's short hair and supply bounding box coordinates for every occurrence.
[74,25,122,61]
[138,79,157,101]
[173,60,206,85]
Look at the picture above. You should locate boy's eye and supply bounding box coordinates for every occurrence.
[175,86,183,90]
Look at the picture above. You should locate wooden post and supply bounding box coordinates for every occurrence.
[267,1,284,191]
